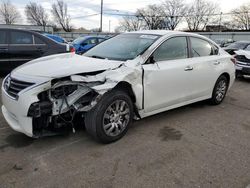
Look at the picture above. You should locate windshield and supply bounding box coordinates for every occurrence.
[84,34,160,61]
[227,42,249,49]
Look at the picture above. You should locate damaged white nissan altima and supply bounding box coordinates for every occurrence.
[2,30,235,143]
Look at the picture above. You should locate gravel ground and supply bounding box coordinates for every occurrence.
[0,78,250,188]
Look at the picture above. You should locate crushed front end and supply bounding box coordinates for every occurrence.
[1,75,104,137]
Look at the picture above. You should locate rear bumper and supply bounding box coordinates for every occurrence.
[235,61,250,75]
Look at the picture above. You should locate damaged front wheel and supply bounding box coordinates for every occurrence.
[85,89,133,144]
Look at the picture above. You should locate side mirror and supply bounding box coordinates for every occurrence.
[82,43,87,46]
[147,56,155,64]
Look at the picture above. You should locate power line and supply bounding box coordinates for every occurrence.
[102,11,250,18]
[72,13,100,19]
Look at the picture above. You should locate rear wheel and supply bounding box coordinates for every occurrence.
[210,75,229,105]
[85,89,133,144]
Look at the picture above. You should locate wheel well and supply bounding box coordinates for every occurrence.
[221,72,230,84]
[114,82,136,103]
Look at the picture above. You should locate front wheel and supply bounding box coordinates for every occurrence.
[209,75,229,105]
[85,89,133,144]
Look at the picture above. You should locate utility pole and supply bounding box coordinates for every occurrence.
[109,20,111,33]
[100,0,103,32]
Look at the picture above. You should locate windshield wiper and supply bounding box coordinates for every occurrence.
[90,55,106,59]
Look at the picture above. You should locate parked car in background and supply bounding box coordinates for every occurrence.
[42,33,67,44]
[214,39,235,48]
[224,41,250,55]
[72,36,106,54]
[234,50,250,78]
[1,30,235,143]
[0,28,75,72]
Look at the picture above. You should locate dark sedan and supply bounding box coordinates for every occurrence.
[0,28,74,72]
[224,41,250,55]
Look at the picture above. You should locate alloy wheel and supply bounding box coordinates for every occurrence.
[102,100,130,137]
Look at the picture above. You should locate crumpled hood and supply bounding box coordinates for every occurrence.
[12,53,123,78]
[234,50,250,59]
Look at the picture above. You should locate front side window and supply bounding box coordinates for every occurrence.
[190,37,214,57]
[10,31,33,44]
[153,37,188,62]
[85,34,160,61]
[0,31,7,44]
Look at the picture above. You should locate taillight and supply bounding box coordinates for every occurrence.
[70,47,75,53]
[230,57,236,64]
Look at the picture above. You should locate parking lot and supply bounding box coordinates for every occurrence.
[0,77,249,188]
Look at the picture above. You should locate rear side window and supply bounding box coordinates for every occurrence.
[98,38,105,43]
[0,31,7,44]
[153,37,188,62]
[190,37,214,57]
[86,38,97,45]
[34,36,46,45]
[10,31,33,44]
[245,45,250,51]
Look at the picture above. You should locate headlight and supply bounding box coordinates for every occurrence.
[3,75,11,91]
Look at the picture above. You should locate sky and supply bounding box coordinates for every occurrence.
[11,0,250,32]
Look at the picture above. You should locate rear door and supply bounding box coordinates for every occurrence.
[0,30,10,71]
[185,37,221,99]
[9,30,39,69]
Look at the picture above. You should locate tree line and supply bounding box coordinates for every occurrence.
[0,0,72,32]
[0,0,250,32]
[117,0,250,32]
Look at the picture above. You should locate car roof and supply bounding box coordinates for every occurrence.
[125,30,206,38]
[234,41,250,44]
[79,36,105,39]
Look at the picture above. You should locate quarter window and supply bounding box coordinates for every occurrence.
[190,37,214,57]
[0,31,7,44]
[153,37,188,62]
[10,31,33,44]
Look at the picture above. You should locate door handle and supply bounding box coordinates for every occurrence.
[36,47,43,52]
[214,61,221,65]
[184,66,193,71]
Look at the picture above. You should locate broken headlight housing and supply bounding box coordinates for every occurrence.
[51,85,78,99]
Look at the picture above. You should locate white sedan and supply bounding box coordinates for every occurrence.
[1,30,235,143]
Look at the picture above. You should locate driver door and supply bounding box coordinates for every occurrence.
[143,36,194,113]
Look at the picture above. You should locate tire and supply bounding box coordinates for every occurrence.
[85,89,133,144]
[210,75,229,105]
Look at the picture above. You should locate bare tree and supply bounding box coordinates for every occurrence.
[231,4,250,30]
[51,0,72,32]
[185,0,218,31]
[118,16,144,31]
[163,0,187,30]
[0,0,20,24]
[137,4,166,30]
[25,2,49,31]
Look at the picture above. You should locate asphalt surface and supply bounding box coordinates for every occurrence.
[0,77,250,188]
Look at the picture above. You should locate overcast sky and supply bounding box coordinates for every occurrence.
[12,0,250,31]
